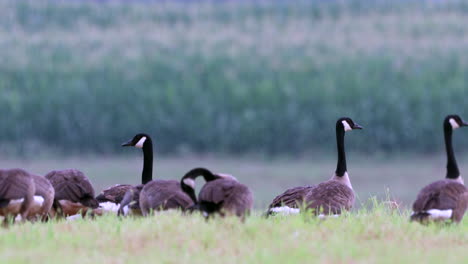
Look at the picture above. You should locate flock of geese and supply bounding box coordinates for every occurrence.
[0,115,467,225]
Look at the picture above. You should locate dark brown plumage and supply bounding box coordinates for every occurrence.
[411,115,468,224]
[45,169,98,217]
[412,180,467,223]
[139,180,194,216]
[96,184,133,205]
[28,174,55,221]
[268,186,314,209]
[0,168,36,223]
[267,117,362,216]
[181,168,253,218]
[199,178,253,218]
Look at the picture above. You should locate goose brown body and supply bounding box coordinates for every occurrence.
[28,174,55,220]
[269,179,354,215]
[139,180,193,216]
[96,184,133,205]
[0,169,35,222]
[412,179,467,223]
[45,169,98,217]
[198,177,253,217]
[268,186,314,209]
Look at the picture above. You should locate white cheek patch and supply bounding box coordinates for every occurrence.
[135,136,147,148]
[183,178,195,189]
[449,118,460,130]
[342,120,352,131]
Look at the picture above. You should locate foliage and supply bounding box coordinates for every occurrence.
[1,0,468,155]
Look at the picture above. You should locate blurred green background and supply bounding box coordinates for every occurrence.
[1,0,468,208]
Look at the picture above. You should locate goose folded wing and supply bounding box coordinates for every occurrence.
[145,181,193,210]
[305,181,354,215]
[198,180,238,205]
[0,175,32,201]
[413,181,467,212]
[96,184,133,203]
[268,185,314,209]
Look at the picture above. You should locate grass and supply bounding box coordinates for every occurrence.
[1,156,467,263]
[0,202,466,264]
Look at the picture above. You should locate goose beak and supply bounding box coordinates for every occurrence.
[462,121,468,127]
[121,140,133,147]
[353,123,363,130]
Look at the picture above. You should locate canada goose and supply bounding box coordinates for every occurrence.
[0,169,35,224]
[27,174,55,221]
[411,115,468,224]
[114,133,193,216]
[45,169,99,218]
[181,167,253,218]
[139,178,194,216]
[96,133,155,215]
[266,117,362,216]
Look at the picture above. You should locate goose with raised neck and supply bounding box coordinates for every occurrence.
[96,133,153,215]
[411,114,468,223]
[267,117,362,216]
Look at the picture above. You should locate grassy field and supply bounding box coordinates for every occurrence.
[1,154,467,209]
[1,156,468,263]
[0,205,466,263]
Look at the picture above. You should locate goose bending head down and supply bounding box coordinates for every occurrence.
[181,167,253,218]
[267,117,362,216]
[45,169,99,218]
[0,169,36,225]
[411,115,468,224]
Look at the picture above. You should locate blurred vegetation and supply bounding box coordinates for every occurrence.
[1,0,468,156]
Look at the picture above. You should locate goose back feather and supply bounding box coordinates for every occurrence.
[45,169,98,217]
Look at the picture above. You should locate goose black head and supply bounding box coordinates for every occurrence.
[444,115,468,130]
[122,133,151,149]
[337,117,363,132]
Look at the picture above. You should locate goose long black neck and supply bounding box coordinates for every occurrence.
[141,137,153,184]
[335,123,347,177]
[444,122,459,179]
[181,168,217,204]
